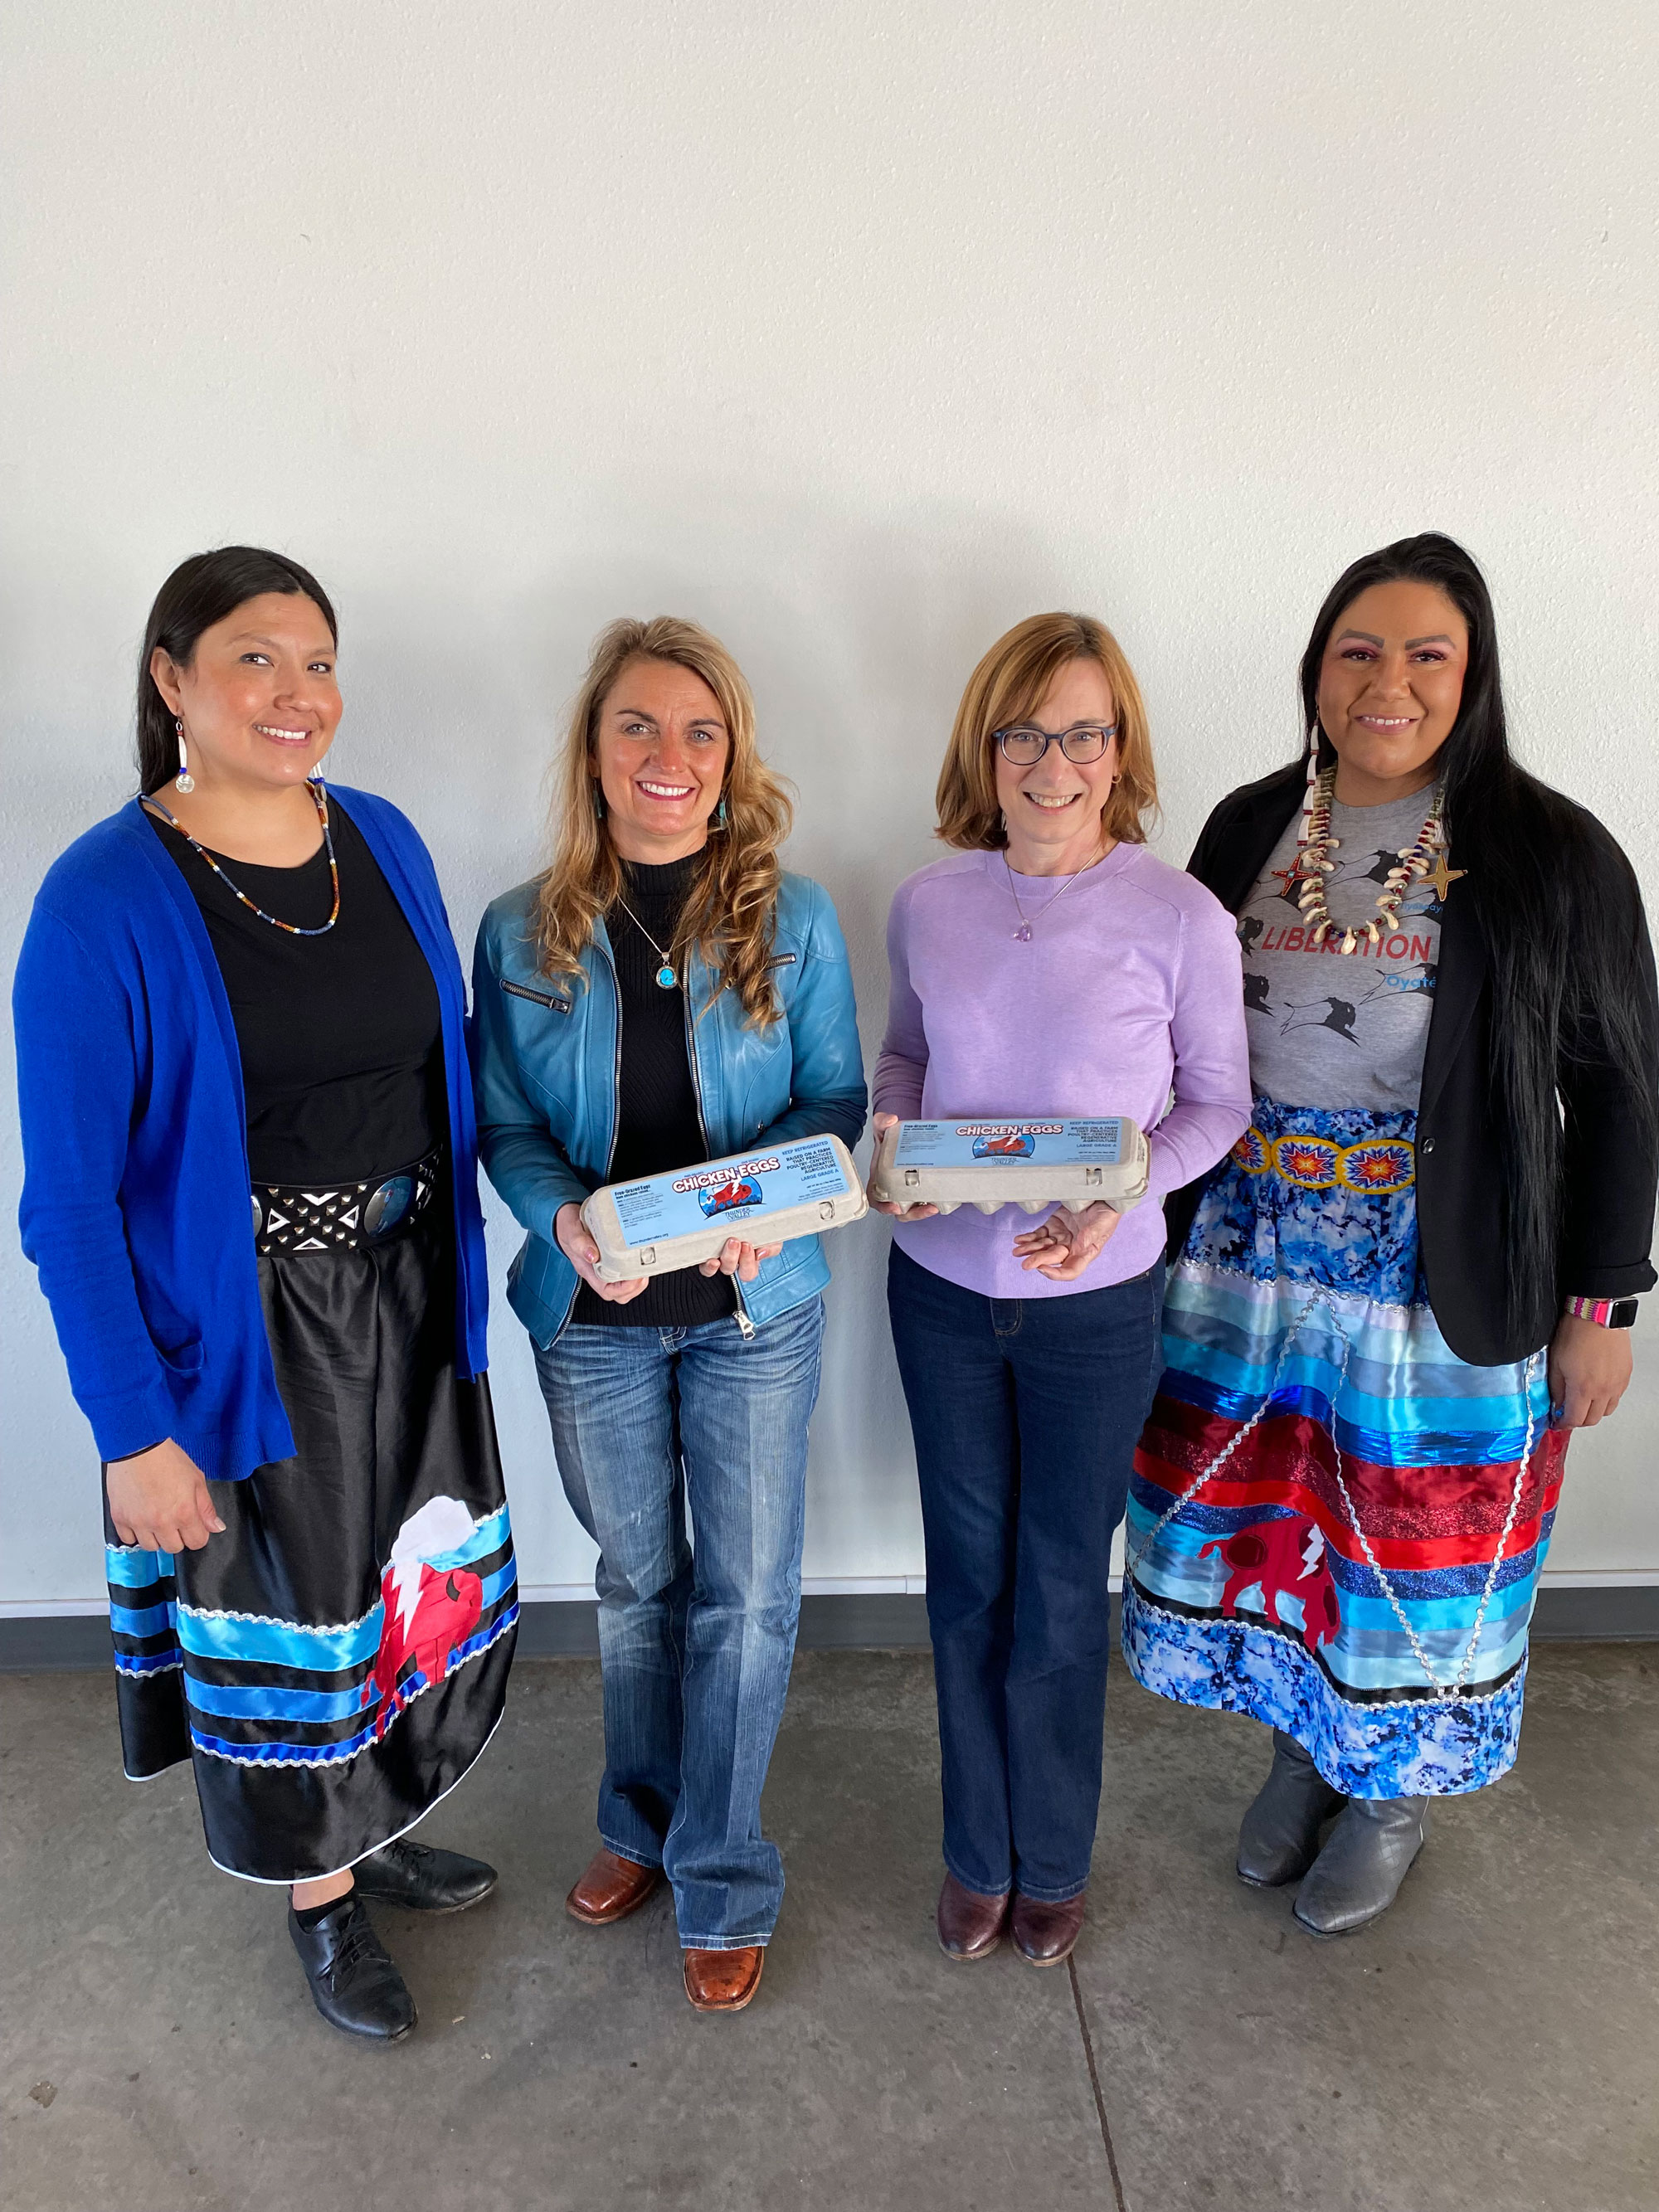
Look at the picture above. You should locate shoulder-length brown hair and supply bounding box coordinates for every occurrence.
[535,616,794,1025]
[935,612,1159,851]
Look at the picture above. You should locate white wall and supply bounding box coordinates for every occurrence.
[4,0,1657,1610]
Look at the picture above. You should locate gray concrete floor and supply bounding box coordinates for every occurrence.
[2,1645,1655,2212]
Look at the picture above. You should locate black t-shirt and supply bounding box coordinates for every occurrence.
[148,795,443,1185]
[571,853,737,1330]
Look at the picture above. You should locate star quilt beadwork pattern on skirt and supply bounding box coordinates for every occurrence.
[1124,1096,1567,1799]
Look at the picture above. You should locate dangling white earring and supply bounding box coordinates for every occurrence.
[174,719,195,794]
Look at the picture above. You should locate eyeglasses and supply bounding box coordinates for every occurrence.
[994,724,1118,766]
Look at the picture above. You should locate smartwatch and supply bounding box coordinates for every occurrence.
[1563,1296,1639,1330]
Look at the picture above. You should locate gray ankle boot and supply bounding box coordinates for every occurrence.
[1236,1730,1346,1887]
[1292,1795,1429,1937]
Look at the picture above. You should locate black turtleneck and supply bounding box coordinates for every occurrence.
[571,853,738,1330]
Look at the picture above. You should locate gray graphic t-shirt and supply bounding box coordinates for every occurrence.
[1238,786,1445,1111]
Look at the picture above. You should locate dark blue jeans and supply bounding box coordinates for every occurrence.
[533,1296,825,1948]
[887,1244,1164,1902]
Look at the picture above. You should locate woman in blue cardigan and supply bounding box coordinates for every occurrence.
[13,547,517,2044]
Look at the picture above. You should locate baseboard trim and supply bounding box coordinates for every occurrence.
[1530,1584,1659,1640]
[507,1591,937,1658]
[2,1584,1654,1673]
[0,1613,114,1671]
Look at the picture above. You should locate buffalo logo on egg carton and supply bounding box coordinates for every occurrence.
[672,1156,777,1220]
[971,1130,1035,1159]
[697,1173,764,1218]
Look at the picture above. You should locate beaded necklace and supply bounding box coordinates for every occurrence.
[143,777,341,937]
[1293,757,1446,955]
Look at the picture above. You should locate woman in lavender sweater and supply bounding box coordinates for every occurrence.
[873,612,1250,1967]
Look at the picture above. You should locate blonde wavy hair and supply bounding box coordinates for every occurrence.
[935,612,1159,851]
[535,616,794,1025]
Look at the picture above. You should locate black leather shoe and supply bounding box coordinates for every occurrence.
[288,1896,416,2041]
[354,1836,499,1913]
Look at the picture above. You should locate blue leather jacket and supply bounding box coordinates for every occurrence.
[472,871,868,1347]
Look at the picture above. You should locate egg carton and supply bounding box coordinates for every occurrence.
[869,1116,1149,1215]
[582,1133,868,1281]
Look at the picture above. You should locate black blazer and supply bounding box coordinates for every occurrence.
[1165,761,1659,1367]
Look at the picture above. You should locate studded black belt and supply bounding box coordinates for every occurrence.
[251,1146,443,1257]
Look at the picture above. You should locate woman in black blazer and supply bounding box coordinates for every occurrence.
[1124,533,1656,1936]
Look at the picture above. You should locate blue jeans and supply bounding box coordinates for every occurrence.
[534,1296,825,1947]
[887,1245,1164,1902]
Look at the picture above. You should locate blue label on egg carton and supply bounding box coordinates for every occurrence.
[892,1119,1129,1168]
[609,1136,852,1246]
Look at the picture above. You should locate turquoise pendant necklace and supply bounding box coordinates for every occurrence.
[615,895,679,989]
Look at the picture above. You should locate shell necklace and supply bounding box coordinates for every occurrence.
[1293,757,1447,955]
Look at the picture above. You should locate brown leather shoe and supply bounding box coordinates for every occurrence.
[565,1847,662,1926]
[1010,1888,1086,1966]
[937,1871,1010,1961]
[683,1945,764,2013]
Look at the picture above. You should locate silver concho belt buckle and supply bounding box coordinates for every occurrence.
[364,1173,417,1241]
[251,1149,441,1255]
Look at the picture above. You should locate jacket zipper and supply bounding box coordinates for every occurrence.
[546,943,620,1348]
[684,957,755,1339]
[596,938,623,1182]
[501,978,571,1012]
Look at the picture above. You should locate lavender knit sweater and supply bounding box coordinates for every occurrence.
[872,843,1251,1299]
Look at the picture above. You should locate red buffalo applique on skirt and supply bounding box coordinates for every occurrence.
[1123,1098,1565,1800]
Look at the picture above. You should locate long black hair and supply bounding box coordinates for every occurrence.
[137,547,338,794]
[1298,531,1657,1332]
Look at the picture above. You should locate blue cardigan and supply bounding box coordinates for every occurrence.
[13,788,489,1482]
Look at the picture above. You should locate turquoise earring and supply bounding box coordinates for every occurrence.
[713,795,728,830]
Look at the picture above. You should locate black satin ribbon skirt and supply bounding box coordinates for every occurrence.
[104,1208,518,1883]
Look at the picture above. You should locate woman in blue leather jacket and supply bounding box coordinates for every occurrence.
[472,616,865,2014]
